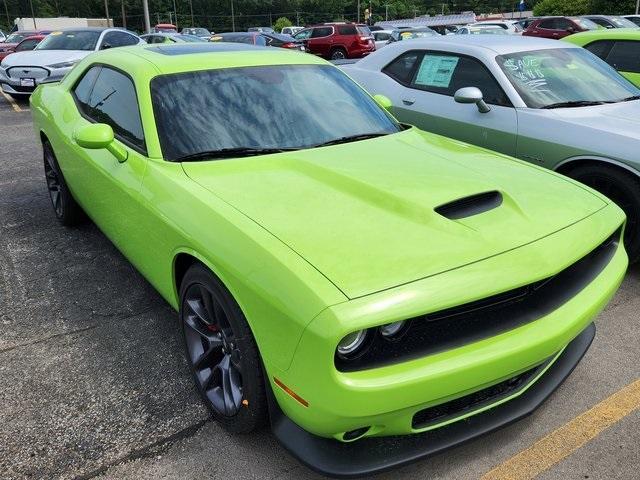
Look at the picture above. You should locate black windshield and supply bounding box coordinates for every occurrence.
[151,64,401,161]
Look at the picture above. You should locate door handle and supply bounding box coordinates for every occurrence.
[402,98,415,105]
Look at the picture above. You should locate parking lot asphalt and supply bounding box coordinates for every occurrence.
[1,92,639,480]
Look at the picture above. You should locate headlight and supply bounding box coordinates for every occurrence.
[336,330,368,358]
[379,320,406,338]
[47,61,77,69]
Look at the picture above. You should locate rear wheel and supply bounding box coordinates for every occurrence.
[330,47,347,60]
[43,141,84,226]
[567,164,640,263]
[179,263,268,433]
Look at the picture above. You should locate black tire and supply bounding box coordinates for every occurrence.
[330,47,347,60]
[43,141,84,227]
[179,263,267,433]
[567,164,640,263]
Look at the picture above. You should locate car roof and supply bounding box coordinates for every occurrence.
[81,42,328,77]
[564,28,640,43]
[389,35,577,54]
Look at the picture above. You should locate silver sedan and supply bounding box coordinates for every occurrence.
[342,36,640,261]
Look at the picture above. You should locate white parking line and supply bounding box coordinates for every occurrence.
[1,91,23,112]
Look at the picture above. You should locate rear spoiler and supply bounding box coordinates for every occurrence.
[330,58,360,66]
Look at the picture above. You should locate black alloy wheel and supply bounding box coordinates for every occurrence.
[179,264,267,432]
[569,164,640,263]
[44,144,63,219]
[42,141,83,226]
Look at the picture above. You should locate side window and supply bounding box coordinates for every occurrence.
[589,18,610,28]
[556,18,573,30]
[255,35,267,46]
[337,25,357,35]
[101,31,139,49]
[374,32,390,41]
[16,39,39,51]
[606,41,640,73]
[410,53,511,106]
[382,51,422,85]
[311,27,333,38]
[78,67,145,151]
[73,66,101,106]
[538,19,558,30]
[294,29,312,40]
[584,40,614,60]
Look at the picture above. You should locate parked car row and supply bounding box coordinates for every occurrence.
[28,36,629,478]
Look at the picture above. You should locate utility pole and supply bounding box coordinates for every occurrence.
[104,0,110,26]
[3,0,10,30]
[231,0,235,32]
[121,1,126,29]
[357,0,360,23]
[172,0,177,28]
[189,0,194,26]
[385,4,389,21]
[29,0,36,28]
[637,0,639,14]
[296,11,299,25]
[142,0,151,32]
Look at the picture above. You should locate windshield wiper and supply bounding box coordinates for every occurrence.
[310,132,390,148]
[541,100,608,109]
[174,147,299,162]
[619,95,640,102]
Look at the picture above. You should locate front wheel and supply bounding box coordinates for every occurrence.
[568,164,640,263]
[179,263,268,433]
[43,141,84,226]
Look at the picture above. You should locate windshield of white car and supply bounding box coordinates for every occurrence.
[151,64,401,161]
[497,48,640,109]
[36,31,100,51]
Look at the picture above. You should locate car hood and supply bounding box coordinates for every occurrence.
[0,49,90,67]
[545,100,640,139]
[183,128,606,299]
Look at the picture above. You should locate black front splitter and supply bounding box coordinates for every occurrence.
[267,323,596,478]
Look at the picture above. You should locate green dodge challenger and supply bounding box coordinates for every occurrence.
[30,43,627,476]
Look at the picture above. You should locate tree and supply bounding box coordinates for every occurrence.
[274,16,292,31]
[588,0,636,15]
[533,0,589,16]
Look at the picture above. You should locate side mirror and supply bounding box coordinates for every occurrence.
[454,87,491,113]
[566,26,576,33]
[373,94,393,111]
[100,42,112,50]
[74,123,128,162]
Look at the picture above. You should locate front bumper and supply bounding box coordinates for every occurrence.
[269,323,596,478]
[0,66,69,95]
[268,203,626,440]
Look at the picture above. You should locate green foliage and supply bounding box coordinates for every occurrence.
[274,16,292,32]
[588,0,637,15]
[533,0,589,16]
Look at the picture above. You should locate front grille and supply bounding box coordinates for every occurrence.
[6,66,49,80]
[412,357,551,429]
[335,226,621,372]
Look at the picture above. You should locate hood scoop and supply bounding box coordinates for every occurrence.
[435,191,503,220]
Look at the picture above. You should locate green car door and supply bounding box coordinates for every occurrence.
[569,37,640,87]
[63,65,149,260]
[383,50,518,156]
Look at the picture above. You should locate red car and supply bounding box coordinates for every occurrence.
[0,34,45,61]
[0,30,50,60]
[210,32,306,51]
[522,16,599,39]
[153,23,178,33]
[293,22,375,60]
